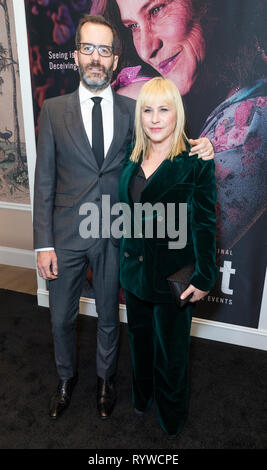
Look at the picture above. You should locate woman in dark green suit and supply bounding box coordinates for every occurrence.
[118,77,218,437]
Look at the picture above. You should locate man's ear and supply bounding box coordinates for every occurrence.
[113,55,119,72]
[74,50,79,67]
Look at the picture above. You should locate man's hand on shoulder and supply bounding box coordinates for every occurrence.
[37,250,58,280]
[189,137,214,160]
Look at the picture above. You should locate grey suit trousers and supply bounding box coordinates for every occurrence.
[48,238,120,380]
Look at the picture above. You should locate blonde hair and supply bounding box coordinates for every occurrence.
[130,77,188,163]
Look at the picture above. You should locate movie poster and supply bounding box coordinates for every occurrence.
[24,0,267,329]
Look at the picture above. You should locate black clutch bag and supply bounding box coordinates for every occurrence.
[167,264,195,308]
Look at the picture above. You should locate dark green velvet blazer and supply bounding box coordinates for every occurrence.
[118,147,218,303]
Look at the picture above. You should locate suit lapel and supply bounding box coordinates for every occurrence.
[64,89,132,172]
[121,159,140,207]
[102,91,131,170]
[64,89,99,172]
[140,155,194,203]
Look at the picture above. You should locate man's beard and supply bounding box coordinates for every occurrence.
[78,60,114,92]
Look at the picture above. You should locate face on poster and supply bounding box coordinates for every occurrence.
[25,0,267,328]
[116,0,206,97]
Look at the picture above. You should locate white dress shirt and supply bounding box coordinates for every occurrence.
[36,82,114,252]
[79,82,114,157]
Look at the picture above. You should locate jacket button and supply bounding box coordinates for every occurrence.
[139,255,143,262]
[124,252,130,258]
[98,171,103,177]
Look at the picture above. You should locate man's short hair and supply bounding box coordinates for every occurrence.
[75,14,121,56]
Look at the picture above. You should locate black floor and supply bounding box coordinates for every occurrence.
[0,288,267,449]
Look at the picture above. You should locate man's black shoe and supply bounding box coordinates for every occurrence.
[49,375,78,419]
[97,376,117,419]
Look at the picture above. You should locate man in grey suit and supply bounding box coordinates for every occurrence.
[34,14,214,420]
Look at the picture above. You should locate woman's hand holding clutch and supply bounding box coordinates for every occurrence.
[180,284,209,303]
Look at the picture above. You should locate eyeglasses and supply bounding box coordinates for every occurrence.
[77,43,114,57]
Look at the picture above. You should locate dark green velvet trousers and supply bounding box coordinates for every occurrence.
[125,290,194,436]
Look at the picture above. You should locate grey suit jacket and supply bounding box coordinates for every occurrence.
[33,88,136,250]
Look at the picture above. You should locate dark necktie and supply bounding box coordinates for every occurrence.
[91,97,104,168]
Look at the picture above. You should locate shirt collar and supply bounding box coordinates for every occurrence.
[79,82,113,104]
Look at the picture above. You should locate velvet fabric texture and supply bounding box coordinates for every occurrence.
[125,290,194,437]
[119,149,218,301]
[118,149,218,436]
